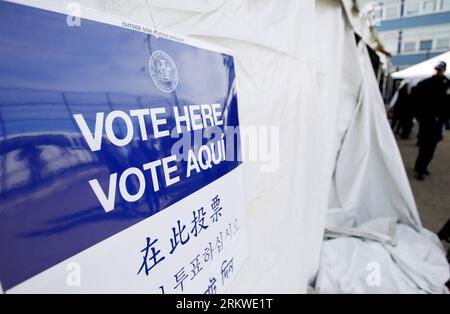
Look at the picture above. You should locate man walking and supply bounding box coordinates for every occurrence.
[413,61,450,181]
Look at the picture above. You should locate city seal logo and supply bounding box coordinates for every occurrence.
[149,50,178,93]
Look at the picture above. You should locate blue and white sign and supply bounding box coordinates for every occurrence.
[0,0,248,293]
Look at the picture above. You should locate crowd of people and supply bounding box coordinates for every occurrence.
[390,61,450,181]
[390,61,450,263]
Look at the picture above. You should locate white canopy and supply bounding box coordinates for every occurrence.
[392,51,450,79]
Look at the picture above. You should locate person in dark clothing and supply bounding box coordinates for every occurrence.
[438,219,450,263]
[438,219,450,242]
[392,83,414,139]
[413,61,450,181]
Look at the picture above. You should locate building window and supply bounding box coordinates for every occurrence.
[403,41,417,53]
[441,0,450,10]
[378,30,399,55]
[419,39,433,51]
[422,0,437,13]
[435,38,450,49]
[405,0,421,15]
[384,4,400,19]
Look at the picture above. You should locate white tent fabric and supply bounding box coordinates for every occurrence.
[316,220,449,294]
[392,51,450,79]
[316,38,449,294]
[328,41,421,229]
[13,0,449,293]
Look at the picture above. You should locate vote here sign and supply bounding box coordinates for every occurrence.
[0,0,248,294]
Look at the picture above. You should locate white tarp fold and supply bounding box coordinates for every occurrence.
[316,222,449,293]
[328,41,421,229]
[316,39,449,294]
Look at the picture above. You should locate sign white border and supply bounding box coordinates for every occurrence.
[4,0,235,56]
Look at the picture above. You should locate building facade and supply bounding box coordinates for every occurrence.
[358,0,450,70]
